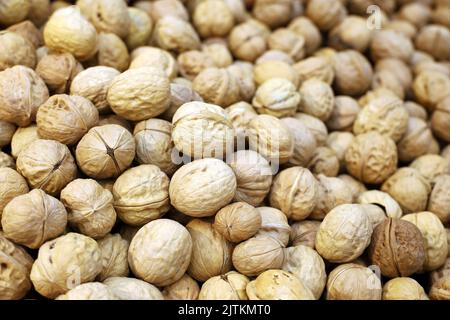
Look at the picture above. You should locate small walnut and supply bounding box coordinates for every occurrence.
[0,66,49,127]
[227,61,256,102]
[43,6,97,61]
[410,155,450,185]
[382,168,431,214]
[267,28,305,62]
[428,175,450,224]
[225,102,257,146]
[76,125,136,179]
[306,0,346,31]
[228,19,270,62]
[298,79,334,121]
[228,150,273,207]
[316,204,372,263]
[162,81,203,121]
[372,69,405,99]
[429,277,450,300]
[16,139,77,196]
[96,234,129,281]
[113,165,169,226]
[36,94,99,145]
[376,58,413,91]
[252,78,300,118]
[0,31,36,71]
[253,60,299,88]
[282,245,326,299]
[128,219,192,286]
[104,277,163,300]
[402,212,448,272]
[371,30,414,62]
[199,271,249,300]
[403,101,427,120]
[326,131,354,171]
[246,269,314,300]
[308,146,340,177]
[385,19,417,39]
[202,43,233,68]
[369,218,426,278]
[125,7,152,50]
[294,113,328,146]
[193,0,235,38]
[248,114,294,164]
[0,0,31,26]
[281,118,316,167]
[410,49,435,67]
[169,158,236,217]
[0,168,28,221]
[177,50,215,80]
[153,16,201,53]
[382,277,428,300]
[0,152,15,169]
[90,32,129,72]
[134,119,179,176]
[213,202,261,243]
[326,264,382,300]
[338,174,367,202]
[70,66,120,114]
[432,96,450,142]
[413,71,450,110]
[7,20,43,49]
[30,232,102,299]
[328,16,372,52]
[0,120,16,148]
[163,274,199,300]
[56,282,117,300]
[293,56,334,86]
[398,117,435,162]
[28,0,51,27]
[255,207,290,246]
[150,0,189,22]
[415,25,450,61]
[289,220,320,248]
[288,16,322,55]
[130,47,177,79]
[98,115,132,132]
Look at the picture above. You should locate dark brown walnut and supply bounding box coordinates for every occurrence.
[75,125,136,180]
[16,139,77,196]
[369,218,426,278]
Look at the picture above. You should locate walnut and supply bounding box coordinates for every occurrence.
[253,60,299,88]
[252,0,295,29]
[267,28,305,62]
[90,32,129,72]
[177,50,215,80]
[27,0,51,27]
[202,43,233,68]
[376,58,413,91]
[199,271,249,300]
[0,31,36,71]
[308,146,340,177]
[306,0,346,31]
[294,113,328,146]
[329,16,372,52]
[0,152,15,169]
[326,131,354,172]
[193,0,235,38]
[255,207,290,246]
[288,16,322,55]
[0,0,31,26]
[98,115,132,132]
[162,274,200,300]
[413,71,450,111]
[130,47,177,79]
[227,61,256,102]
[150,0,189,22]
[56,282,117,300]
[125,7,152,50]
[371,30,414,63]
[228,19,270,62]
[293,56,334,86]
[403,101,427,120]
[225,102,257,147]
[0,120,16,148]
[281,118,316,167]
[289,220,320,248]
[432,96,450,142]
[415,25,450,61]
[397,117,435,162]
[357,190,403,221]
[338,174,367,202]
[104,277,163,300]
[0,168,28,222]
[96,234,129,281]
[162,81,203,121]
[153,16,201,53]
[382,277,428,300]
[428,175,450,224]
[410,155,450,185]
[7,20,43,48]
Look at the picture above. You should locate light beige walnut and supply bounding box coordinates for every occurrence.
[193,0,234,38]
[227,61,256,102]
[268,28,305,62]
[308,146,340,177]
[177,50,215,80]
[163,274,200,300]
[338,174,367,202]
[255,207,290,246]
[415,25,450,61]
[90,32,130,72]
[199,271,249,300]
[288,16,322,55]
[104,277,163,300]
[410,155,450,185]
[76,125,136,179]
[357,190,402,221]
[70,66,120,114]
[113,165,169,226]
[36,94,99,145]
[290,220,321,248]
[30,232,102,299]
[169,158,236,217]
[382,278,428,300]
[225,102,257,147]
[186,219,232,282]
[345,131,398,185]
[153,16,201,53]
[97,114,132,131]
[43,6,97,61]
[149,0,189,22]
[402,212,448,272]
[202,43,233,68]
[429,277,450,300]
[134,119,179,176]
[252,78,300,118]
[253,60,299,88]
[0,31,36,71]
[382,168,431,214]
[0,233,33,300]
[7,20,43,49]
[0,152,15,169]
[0,168,28,222]
[371,70,405,100]
[326,264,382,300]
[130,47,177,79]
[0,0,31,26]
[228,19,270,62]
[213,202,261,243]
[16,139,77,196]
[398,117,435,162]
[306,0,346,31]
[248,115,294,164]
[294,113,328,146]
[376,58,413,91]
[246,269,315,300]
[280,118,316,167]
[125,8,152,50]
[252,0,295,29]
[298,79,334,121]
[293,56,334,86]
[432,95,450,143]
[96,234,129,282]
[128,219,192,286]
[326,132,354,171]
[172,101,234,159]
[428,175,450,224]
[328,16,372,52]
[0,120,15,148]
[0,66,48,127]
[413,71,450,111]
[61,179,116,239]
[56,282,117,300]
[231,235,284,278]
[371,30,414,62]
[256,50,294,65]
[316,204,372,263]
[228,150,273,207]
[162,81,203,121]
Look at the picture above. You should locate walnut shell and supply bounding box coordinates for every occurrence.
[410,155,450,185]
[0,168,28,221]
[371,30,414,62]
[252,0,294,29]
[345,131,398,185]
[253,60,300,88]
[226,62,256,102]
[294,113,328,146]
[338,174,367,202]
[326,131,354,172]
[369,218,426,278]
[162,274,200,300]
[0,152,15,169]
[382,277,428,300]
[428,175,450,224]
[308,146,340,177]
[255,207,290,246]
[104,277,163,300]
[326,263,382,300]
[96,234,129,281]
[429,277,450,300]
[128,219,192,286]
[0,120,15,148]
[268,28,305,62]
[177,50,215,80]
[113,165,169,226]
[0,0,31,26]
[169,158,236,217]
[281,117,317,167]
[328,16,372,52]
[202,42,233,68]
[75,124,136,179]
[162,81,203,121]
[306,0,346,31]
[228,19,270,62]
[288,17,322,55]
[16,139,77,196]
[0,31,36,71]
[293,56,334,86]
[357,190,402,220]
[91,32,130,72]
[30,232,102,299]
[289,220,320,248]
[415,25,450,61]
[130,47,177,79]
[10,125,39,158]
[149,0,189,22]
[432,96,450,142]
[7,20,43,49]
[199,271,249,300]
[413,71,450,111]
[56,282,117,300]
[193,0,235,38]
[213,202,261,243]
[0,65,49,127]
[397,117,434,162]
[225,102,257,147]
[153,16,201,53]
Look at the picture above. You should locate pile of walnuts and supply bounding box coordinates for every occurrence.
[1,0,450,301]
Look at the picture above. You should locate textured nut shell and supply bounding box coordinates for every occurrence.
[107,67,170,121]
[413,71,450,110]
[193,0,234,38]
[213,202,261,243]
[130,47,177,79]
[128,219,192,286]
[177,50,215,80]
[290,220,320,248]
[86,0,130,38]
[326,263,382,300]
[382,277,428,300]
[113,165,169,226]
[371,30,414,62]
[357,190,402,219]
[429,277,450,300]
[255,207,290,246]
[281,118,316,167]
[104,277,163,300]
[226,62,256,102]
[299,79,334,122]
[308,146,340,177]
[162,81,203,121]
[150,0,189,22]
[36,94,99,145]
[432,96,450,142]
[229,150,273,207]
[153,16,201,53]
[338,174,367,202]
[253,60,300,88]
[43,6,97,61]
[30,232,102,299]
[169,158,236,217]
[345,131,398,185]
[410,155,450,185]
[199,271,249,300]
[0,168,28,219]
[0,31,36,71]
[428,175,450,224]
[98,115,132,132]
[70,66,120,114]
[294,56,334,86]
[202,43,233,68]
[0,120,15,147]
[247,269,315,300]
[415,25,450,61]
[398,117,434,162]
[76,125,136,179]
[268,28,305,62]
[93,32,130,72]
[306,0,346,31]
[402,212,448,272]
[225,102,257,146]
[0,0,31,26]
[328,16,372,52]
[96,234,129,281]
[232,236,285,277]
[270,167,318,221]
[0,152,15,169]
[16,139,77,196]
[56,282,117,300]
[163,274,200,300]
[0,66,49,127]
[288,17,322,55]
[5,20,43,50]
[369,218,426,278]
[10,125,39,158]
[228,19,269,62]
